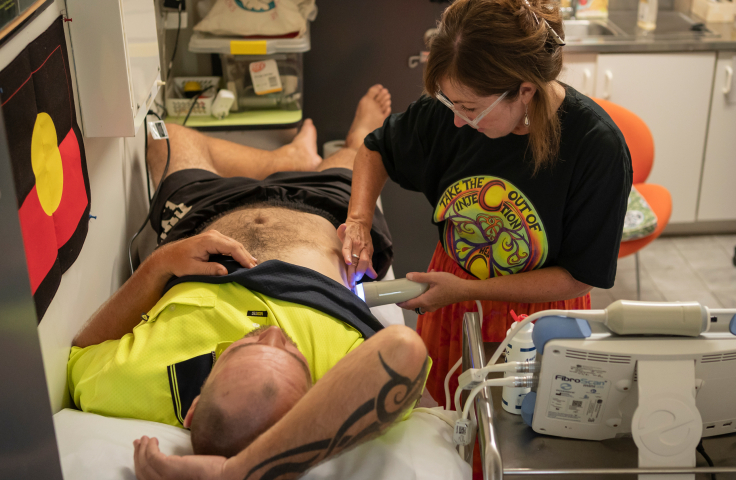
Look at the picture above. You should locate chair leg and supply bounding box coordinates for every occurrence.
[635,252,641,301]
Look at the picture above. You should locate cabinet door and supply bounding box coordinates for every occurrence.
[595,53,716,223]
[560,53,597,97]
[697,51,736,221]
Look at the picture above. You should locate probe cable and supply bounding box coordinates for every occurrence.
[444,300,484,411]
[128,110,170,275]
[456,376,533,458]
[696,440,717,480]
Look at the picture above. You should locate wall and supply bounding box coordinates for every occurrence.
[0,95,63,480]
[0,1,151,414]
[303,1,448,327]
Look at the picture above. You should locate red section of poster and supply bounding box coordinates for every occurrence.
[18,186,57,293]
[54,128,88,246]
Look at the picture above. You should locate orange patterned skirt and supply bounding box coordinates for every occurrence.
[417,242,591,407]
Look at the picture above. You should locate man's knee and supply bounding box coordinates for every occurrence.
[147,123,215,187]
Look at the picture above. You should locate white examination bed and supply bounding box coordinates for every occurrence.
[52,266,470,480]
[54,406,469,480]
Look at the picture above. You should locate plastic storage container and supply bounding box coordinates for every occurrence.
[188,26,311,55]
[221,53,302,112]
[183,28,310,129]
[165,76,220,117]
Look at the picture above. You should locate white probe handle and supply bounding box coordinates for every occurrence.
[604,300,708,336]
[362,278,430,308]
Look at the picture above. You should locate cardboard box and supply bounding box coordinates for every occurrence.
[691,0,735,23]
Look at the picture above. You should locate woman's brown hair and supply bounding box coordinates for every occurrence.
[424,0,565,174]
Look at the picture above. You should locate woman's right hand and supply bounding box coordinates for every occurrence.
[338,221,377,289]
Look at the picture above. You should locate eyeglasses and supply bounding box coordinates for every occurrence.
[523,0,565,46]
[436,89,510,129]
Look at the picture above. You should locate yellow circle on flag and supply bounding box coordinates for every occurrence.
[31,112,64,216]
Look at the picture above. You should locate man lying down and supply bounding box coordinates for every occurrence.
[68,86,431,480]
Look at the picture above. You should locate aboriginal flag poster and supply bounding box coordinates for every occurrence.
[0,16,90,322]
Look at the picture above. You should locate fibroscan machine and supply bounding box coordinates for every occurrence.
[518,302,736,479]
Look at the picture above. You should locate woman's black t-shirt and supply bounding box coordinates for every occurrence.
[363,85,632,289]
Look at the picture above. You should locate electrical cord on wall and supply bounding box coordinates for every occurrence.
[130,83,215,274]
[163,1,183,117]
[128,110,170,275]
[182,85,216,126]
[144,120,152,205]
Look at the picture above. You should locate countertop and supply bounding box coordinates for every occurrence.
[563,11,736,53]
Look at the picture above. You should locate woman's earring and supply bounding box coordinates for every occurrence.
[524,104,530,127]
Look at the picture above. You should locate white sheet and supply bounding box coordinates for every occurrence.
[53,408,470,480]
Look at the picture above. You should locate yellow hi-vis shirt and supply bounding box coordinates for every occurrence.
[68,282,365,427]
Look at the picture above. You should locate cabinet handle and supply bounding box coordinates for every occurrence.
[723,66,733,95]
[583,68,592,96]
[603,70,613,99]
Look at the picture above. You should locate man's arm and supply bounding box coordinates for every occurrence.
[73,231,256,349]
[133,325,429,480]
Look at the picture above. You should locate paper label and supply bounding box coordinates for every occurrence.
[249,59,283,95]
[453,419,473,445]
[545,367,610,424]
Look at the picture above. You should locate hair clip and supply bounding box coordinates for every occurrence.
[522,0,566,46]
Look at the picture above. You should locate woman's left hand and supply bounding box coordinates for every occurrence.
[397,271,470,313]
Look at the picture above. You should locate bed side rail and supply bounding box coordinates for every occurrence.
[462,312,503,480]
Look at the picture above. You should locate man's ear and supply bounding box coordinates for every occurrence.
[183,395,200,429]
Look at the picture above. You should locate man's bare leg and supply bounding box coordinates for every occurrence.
[147,120,322,188]
[147,84,391,187]
[317,84,392,172]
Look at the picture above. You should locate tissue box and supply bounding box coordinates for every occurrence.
[691,0,735,22]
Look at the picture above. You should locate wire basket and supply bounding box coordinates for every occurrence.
[165,76,220,117]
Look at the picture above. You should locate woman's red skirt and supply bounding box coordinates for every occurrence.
[417,242,591,407]
[417,242,591,479]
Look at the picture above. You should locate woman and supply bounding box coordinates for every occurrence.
[340,0,632,406]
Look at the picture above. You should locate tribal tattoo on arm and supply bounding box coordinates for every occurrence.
[243,353,429,480]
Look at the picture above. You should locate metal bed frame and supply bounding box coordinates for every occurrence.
[460,312,736,480]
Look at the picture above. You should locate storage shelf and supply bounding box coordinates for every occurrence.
[188,27,310,55]
[167,109,302,130]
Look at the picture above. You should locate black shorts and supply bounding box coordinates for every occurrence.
[150,168,393,279]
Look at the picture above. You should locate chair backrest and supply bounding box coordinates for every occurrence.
[592,98,654,184]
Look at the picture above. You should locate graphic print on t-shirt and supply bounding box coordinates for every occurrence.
[433,176,548,280]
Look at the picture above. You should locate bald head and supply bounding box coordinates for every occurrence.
[188,327,312,457]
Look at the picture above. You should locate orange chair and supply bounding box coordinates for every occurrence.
[593,99,673,300]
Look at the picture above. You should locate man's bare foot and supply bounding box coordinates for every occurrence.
[276,119,322,171]
[345,85,392,150]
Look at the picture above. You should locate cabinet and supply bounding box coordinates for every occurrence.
[697,51,736,221]
[563,52,717,224]
[595,53,716,223]
[560,53,597,97]
[66,0,161,137]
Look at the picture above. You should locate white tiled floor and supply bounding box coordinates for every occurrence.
[590,234,736,309]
